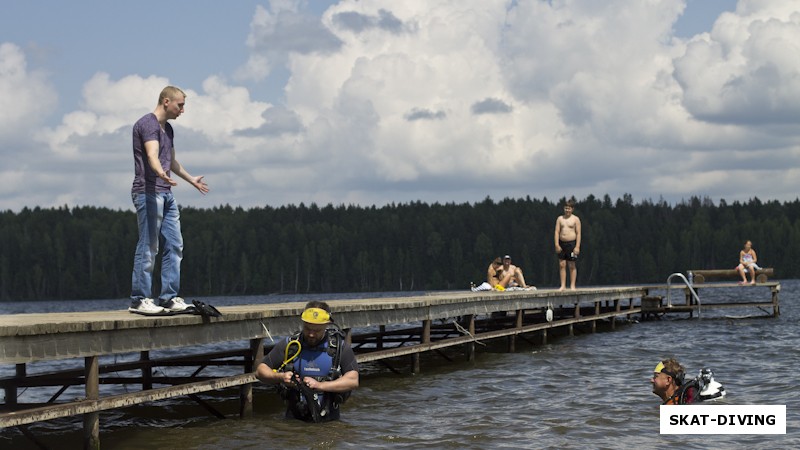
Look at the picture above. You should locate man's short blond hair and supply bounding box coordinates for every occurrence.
[158,86,186,105]
[659,358,685,384]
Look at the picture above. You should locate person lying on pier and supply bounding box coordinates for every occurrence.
[736,240,760,285]
[256,301,359,422]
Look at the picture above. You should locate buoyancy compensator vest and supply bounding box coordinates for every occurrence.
[280,325,349,422]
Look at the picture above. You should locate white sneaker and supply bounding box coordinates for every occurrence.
[160,297,193,312]
[129,298,166,315]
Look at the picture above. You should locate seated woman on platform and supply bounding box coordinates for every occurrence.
[736,240,760,285]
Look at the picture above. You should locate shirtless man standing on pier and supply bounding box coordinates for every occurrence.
[555,199,581,291]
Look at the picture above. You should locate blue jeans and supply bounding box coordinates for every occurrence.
[131,192,183,302]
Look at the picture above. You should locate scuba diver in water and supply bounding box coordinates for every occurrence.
[651,358,725,405]
[256,301,359,422]
[652,358,692,404]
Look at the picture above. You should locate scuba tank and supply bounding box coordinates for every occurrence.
[669,367,726,404]
[696,368,726,401]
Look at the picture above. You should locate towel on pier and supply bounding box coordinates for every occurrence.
[470,282,537,292]
[505,286,537,291]
[471,282,493,292]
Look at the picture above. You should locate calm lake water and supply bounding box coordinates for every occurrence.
[1,282,797,449]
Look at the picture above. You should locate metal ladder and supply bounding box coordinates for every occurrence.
[666,272,702,319]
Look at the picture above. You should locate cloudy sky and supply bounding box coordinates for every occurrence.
[2,0,798,212]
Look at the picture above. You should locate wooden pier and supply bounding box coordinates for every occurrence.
[0,282,780,448]
[641,281,781,318]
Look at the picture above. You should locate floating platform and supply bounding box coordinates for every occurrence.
[0,282,780,448]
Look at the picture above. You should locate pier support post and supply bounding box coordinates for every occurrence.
[612,300,620,330]
[541,329,548,345]
[140,351,152,390]
[772,288,780,317]
[570,303,580,336]
[377,325,385,349]
[592,302,600,333]
[345,328,352,346]
[240,337,263,418]
[508,309,523,352]
[4,364,25,407]
[413,320,431,374]
[83,356,100,450]
[465,315,476,361]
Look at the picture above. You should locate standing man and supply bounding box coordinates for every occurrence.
[554,199,581,291]
[129,86,209,315]
[257,301,359,422]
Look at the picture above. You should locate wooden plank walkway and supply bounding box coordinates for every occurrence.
[0,287,646,364]
[642,281,781,317]
[0,282,781,448]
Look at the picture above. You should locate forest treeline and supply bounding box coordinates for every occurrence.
[2,194,799,301]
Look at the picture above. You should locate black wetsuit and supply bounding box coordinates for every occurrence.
[558,240,578,261]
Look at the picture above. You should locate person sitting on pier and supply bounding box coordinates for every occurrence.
[487,257,506,289]
[486,255,531,290]
[651,358,695,405]
[256,301,359,422]
[501,255,533,289]
[736,240,760,285]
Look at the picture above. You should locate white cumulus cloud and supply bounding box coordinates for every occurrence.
[0,42,57,141]
[4,0,800,211]
[674,0,800,126]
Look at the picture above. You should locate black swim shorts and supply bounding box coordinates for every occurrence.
[558,240,578,261]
